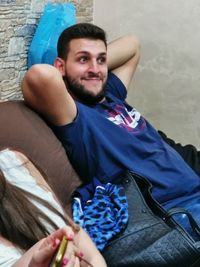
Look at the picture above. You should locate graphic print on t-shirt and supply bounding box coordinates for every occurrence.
[105,104,145,132]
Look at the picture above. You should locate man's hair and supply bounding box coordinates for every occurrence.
[57,23,107,60]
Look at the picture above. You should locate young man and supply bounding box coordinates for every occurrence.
[23,23,200,240]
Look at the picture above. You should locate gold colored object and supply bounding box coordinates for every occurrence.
[50,236,68,267]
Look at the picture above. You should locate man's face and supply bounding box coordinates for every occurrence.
[62,38,108,104]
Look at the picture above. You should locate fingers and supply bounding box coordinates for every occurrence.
[30,226,81,267]
[29,239,60,267]
[40,226,75,250]
[62,239,75,266]
[62,254,80,267]
[62,237,84,267]
[58,226,76,241]
[74,257,81,267]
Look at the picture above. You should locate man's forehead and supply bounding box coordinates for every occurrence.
[69,38,106,54]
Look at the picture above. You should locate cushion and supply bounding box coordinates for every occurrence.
[0,100,81,213]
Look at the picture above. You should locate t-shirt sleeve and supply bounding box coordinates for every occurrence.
[106,72,127,101]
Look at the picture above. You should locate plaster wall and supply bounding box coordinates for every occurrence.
[94,0,200,147]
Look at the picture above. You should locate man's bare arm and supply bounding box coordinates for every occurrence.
[22,64,77,126]
[107,35,140,89]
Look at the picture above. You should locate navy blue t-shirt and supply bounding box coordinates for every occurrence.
[53,73,200,213]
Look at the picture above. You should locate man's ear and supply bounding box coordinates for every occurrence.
[54,57,65,76]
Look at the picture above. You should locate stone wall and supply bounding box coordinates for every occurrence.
[0,0,93,101]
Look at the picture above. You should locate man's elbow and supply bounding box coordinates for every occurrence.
[127,34,141,58]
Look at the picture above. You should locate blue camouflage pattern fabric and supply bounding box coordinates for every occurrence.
[72,180,128,250]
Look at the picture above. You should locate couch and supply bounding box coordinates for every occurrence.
[0,100,81,215]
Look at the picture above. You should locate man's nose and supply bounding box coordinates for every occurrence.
[88,60,99,73]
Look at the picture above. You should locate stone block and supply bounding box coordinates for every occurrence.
[8,37,25,56]
[15,24,36,37]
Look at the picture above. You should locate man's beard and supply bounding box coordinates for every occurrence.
[63,75,106,105]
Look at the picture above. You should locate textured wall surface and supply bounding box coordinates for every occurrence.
[94,0,200,147]
[0,0,93,100]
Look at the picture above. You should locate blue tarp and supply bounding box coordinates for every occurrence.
[28,3,76,68]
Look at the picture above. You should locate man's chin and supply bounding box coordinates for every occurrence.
[64,77,106,104]
[80,93,105,105]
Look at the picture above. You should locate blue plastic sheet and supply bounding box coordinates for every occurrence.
[28,3,76,68]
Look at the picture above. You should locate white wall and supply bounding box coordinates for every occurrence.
[94,0,200,147]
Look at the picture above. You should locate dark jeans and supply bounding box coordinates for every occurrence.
[159,130,200,240]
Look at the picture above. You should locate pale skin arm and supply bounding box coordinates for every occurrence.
[107,35,140,89]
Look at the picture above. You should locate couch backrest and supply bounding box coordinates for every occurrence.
[0,100,81,214]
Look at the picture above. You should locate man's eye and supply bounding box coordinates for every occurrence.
[79,57,87,63]
[98,57,106,64]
